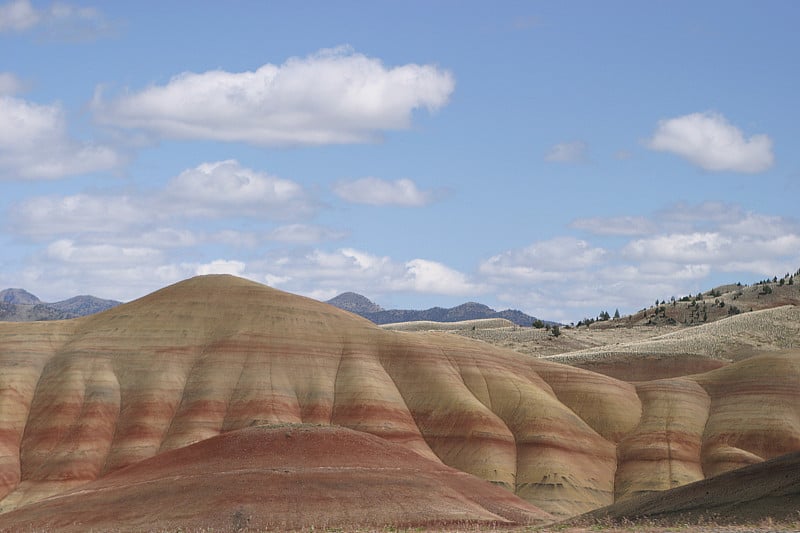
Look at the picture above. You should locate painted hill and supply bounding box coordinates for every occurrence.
[0,425,552,531]
[0,289,120,322]
[0,274,797,529]
[326,292,541,326]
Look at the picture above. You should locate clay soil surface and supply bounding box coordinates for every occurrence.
[0,424,551,532]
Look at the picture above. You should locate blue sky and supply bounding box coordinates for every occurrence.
[1,0,799,323]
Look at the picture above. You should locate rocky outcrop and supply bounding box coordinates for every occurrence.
[0,275,798,527]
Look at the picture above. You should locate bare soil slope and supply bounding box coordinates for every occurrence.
[0,424,553,532]
[582,450,800,526]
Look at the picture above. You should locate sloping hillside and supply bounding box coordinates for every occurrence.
[582,450,800,526]
[0,275,798,529]
[0,425,553,531]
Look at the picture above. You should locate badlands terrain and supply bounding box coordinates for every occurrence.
[0,274,798,531]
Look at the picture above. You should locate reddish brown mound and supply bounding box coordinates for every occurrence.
[0,425,552,532]
[582,450,800,525]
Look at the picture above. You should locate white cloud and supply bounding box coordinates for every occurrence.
[0,95,122,179]
[0,0,38,31]
[480,237,607,282]
[12,160,315,235]
[164,160,314,219]
[0,0,110,39]
[623,232,731,263]
[545,141,587,163]
[623,230,800,270]
[250,247,482,299]
[92,46,455,146]
[46,239,161,264]
[403,259,483,295]
[333,177,433,206]
[195,259,246,276]
[477,205,800,321]
[647,111,773,173]
[12,193,146,236]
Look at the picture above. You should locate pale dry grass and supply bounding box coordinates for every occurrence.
[545,305,800,365]
[404,306,800,364]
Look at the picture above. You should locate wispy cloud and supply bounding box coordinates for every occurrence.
[544,141,587,163]
[10,160,317,236]
[0,0,38,31]
[0,72,26,95]
[647,111,773,173]
[267,224,347,244]
[570,216,656,236]
[0,0,111,40]
[333,177,434,207]
[92,46,455,146]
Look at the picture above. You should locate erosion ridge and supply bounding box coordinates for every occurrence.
[0,274,798,529]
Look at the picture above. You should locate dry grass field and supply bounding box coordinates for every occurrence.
[408,303,800,365]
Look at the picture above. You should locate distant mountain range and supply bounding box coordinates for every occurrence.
[0,288,121,322]
[326,292,543,326]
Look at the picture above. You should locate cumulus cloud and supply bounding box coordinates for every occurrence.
[0,95,122,179]
[10,161,320,241]
[195,259,246,276]
[333,177,433,206]
[479,205,800,322]
[544,141,587,163]
[618,208,800,282]
[164,160,314,219]
[256,248,483,298]
[92,46,455,146]
[11,193,146,236]
[403,259,482,295]
[623,232,731,263]
[480,237,607,282]
[647,111,773,173]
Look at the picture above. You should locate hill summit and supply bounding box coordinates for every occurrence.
[0,289,120,321]
[325,291,384,314]
[0,289,40,305]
